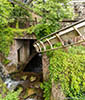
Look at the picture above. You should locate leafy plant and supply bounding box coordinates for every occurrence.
[0,90,21,100]
[40,80,52,100]
[27,0,73,39]
[0,0,13,28]
[0,79,21,100]
[46,46,85,99]
[10,4,32,28]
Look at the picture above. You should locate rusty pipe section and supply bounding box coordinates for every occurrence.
[34,19,85,53]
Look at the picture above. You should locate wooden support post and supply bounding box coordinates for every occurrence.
[42,53,49,81]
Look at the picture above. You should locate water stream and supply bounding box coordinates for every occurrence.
[25,98,35,100]
[0,63,23,91]
[0,63,42,100]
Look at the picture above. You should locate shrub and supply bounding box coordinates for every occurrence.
[0,90,21,100]
[43,46,85,100]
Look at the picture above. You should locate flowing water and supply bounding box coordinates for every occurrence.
[25,99,36,100]
[0,63,43,100]
[0,63,23,91]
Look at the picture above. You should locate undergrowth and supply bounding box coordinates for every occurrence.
[0,90,21,100]
[0,78,21,100]
[42,46,85,100]
[0,27,33,56]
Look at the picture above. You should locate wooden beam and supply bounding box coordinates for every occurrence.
[55,34,64,46]
[46,39,53,49]
[40,39,85,53]
[39,41,46,51]
[74,26,85,40]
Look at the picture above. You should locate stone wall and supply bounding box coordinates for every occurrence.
[6,40,18,73]
[5,34,36,73]
[7,40,17,66]
[42,53,49,81]
[61,1,85,28]
[51,81,65,100]
[72,1,85,19]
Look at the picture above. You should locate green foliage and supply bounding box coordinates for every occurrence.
[0,0,13,27]
[0,90,21,100]
[0,28,15,56]
[40,80,52,100]
[0,27,33,56]
[33,22,60,39]
[22,22,60,39]
[47,46,85,99]
[10,4,32,28]
[33,0,73,19]
[0,0,33,56]
[68,46,85,54]
[0,0,74,56]
[28,0,73,39]
[0,78,21,100]
[2,59,11,65]
[0,79,8,96]
[0,78,22,100]
[11,5,31,19]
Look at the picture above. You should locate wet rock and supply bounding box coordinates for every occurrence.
[28,88,36,97]
[30,76,37,82]
[6,64,17,74]
[5,78,24,91]
[34,82,41,89]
